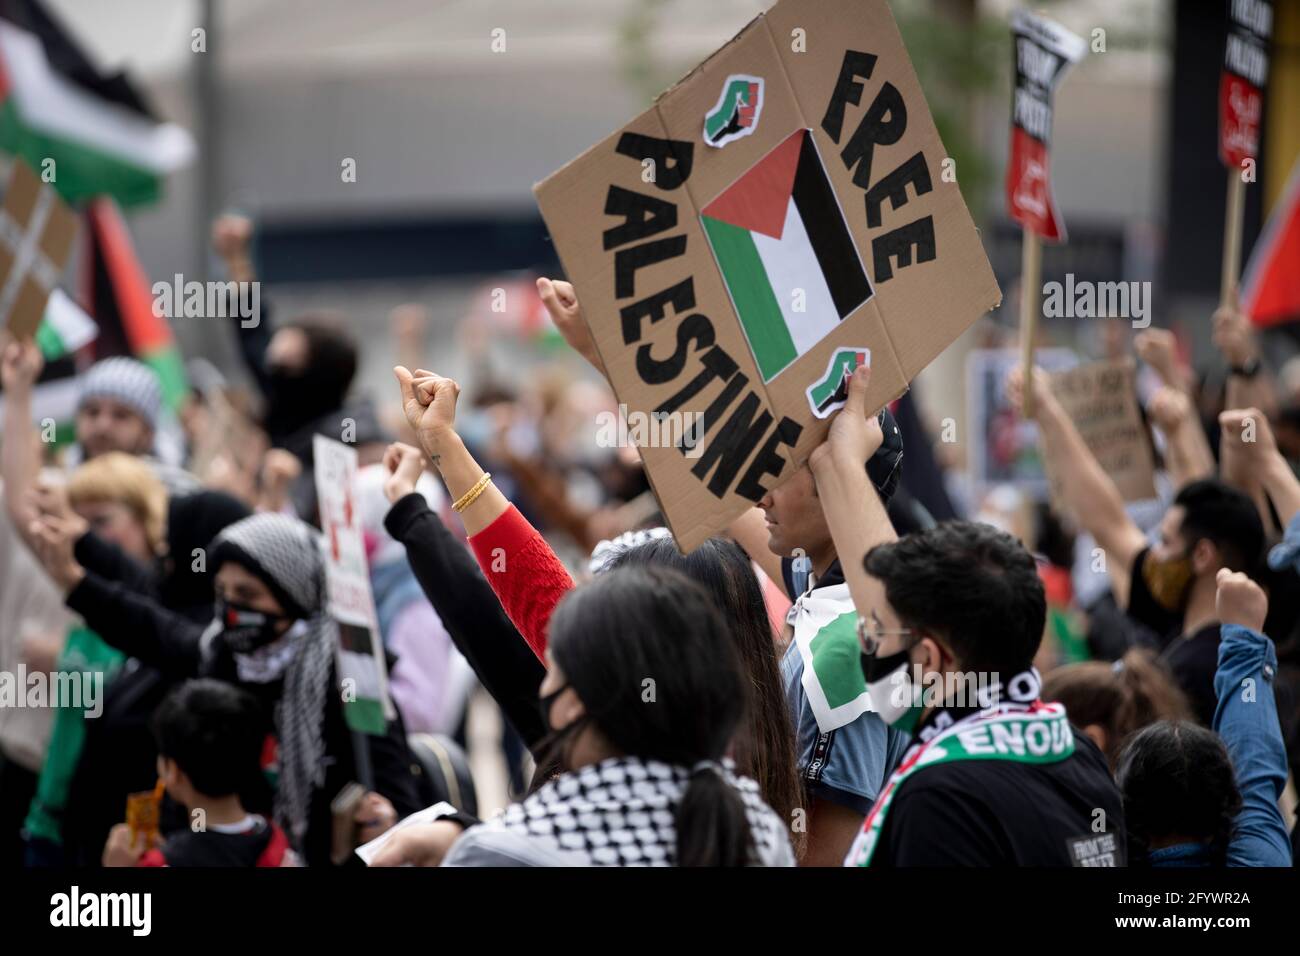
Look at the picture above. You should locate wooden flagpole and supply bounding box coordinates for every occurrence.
[1020,229,1042,417]
[1221,169,1246,308]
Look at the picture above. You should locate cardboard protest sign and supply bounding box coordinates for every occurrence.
[1219,0,1272,169]
[1046,358,1156,507]
[534,0,1000,552]
[1006,10,1086,242]
[313,435,394,735]
[965,347,1075,497]
[0,159,77,340]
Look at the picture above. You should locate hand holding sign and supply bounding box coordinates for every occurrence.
[1004,363,1055,421]
[810,365,882,473]
[537,277,601,372]
[1212,286,1259,369]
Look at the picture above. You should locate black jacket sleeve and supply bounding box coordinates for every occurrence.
[73,531,157,596]
[225,285,274,397]
[65,571,204,679]
[383,492,548,749]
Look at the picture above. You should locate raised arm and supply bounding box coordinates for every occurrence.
[1219,408,1300,531]
[1,338,46,540]
[1215,288,1278,422]
[1212,571,1293,867]
[808,366,896,617]
[1008,365,1146,606]
[1146,385,1216,488]
[392,373,575,659]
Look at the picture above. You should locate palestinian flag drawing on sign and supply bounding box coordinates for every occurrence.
[701,128,872,383]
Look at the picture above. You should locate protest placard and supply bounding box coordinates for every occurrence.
[0,158,77,340]
[966,347,1075,497]
[534,0,1000,551]
[1219,0,1273,307]
[313,435,394,735]
[1046,358,1156,507]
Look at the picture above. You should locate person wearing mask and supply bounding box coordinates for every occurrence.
[384,378,803,839]
[805,373,1125,865]
[373,565,795,867]
[1010,366,1265,724]
[1117,570,1292,867]
[532,279,910,866]
[210,214,388,519]
[24,508,423,865]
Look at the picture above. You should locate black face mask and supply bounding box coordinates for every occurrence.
[538,683,590,773]
[214,598,290,654]
[860,646,913,685]
[263,364,348,438]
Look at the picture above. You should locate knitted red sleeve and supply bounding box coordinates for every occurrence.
[469,505,574,662]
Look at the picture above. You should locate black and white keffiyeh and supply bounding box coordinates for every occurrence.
[201,513,337,848]
[464,756,793,866]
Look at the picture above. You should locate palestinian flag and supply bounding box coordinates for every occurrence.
[35,287,96,359]
[0,0,194,208]
[790,582,876,732]
[1241,156,1300,328]
[701,128,871,382]
[82,198,187,409]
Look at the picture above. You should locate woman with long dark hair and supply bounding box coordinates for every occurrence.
[379,564,794,867]
[601,535,801,849]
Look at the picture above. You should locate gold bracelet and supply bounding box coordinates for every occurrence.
[452,471,492,513]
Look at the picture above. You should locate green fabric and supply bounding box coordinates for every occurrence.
[23,627,124,845]
[0,100,162,208]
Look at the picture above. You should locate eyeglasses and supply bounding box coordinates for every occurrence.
[855,615,915,656]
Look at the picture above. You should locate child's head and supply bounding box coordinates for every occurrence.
[152,679,265,807]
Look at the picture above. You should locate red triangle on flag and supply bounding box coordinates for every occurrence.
[1242,158,1300,328]
[701,129,805,240]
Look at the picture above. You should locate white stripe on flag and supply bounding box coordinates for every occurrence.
[338,649,384,701]
[44,288,98,353]
[0,23,195,174]
[750,198,841,356]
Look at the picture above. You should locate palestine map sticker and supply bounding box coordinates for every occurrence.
[806,347,871,418]
[704,74,764,147]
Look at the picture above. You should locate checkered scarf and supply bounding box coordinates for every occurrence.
[479,756,790,866]
[204,513,336,848]
[77,356,162,430]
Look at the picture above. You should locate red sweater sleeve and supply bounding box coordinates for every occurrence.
[469,505,574,661]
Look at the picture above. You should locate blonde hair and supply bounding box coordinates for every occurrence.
[67,452,168,555]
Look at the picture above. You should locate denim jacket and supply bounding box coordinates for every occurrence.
[1156,624,1292,867]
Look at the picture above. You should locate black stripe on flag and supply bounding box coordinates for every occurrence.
[791,132,872,319]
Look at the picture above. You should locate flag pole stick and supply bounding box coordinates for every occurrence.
[1020,229,1042,417]
[1221,168,1245,308]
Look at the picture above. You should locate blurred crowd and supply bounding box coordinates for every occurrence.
[0,210,1296,868]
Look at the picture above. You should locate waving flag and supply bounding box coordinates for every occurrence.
[701,128,872,382]
[0,0,194,208]
[1241,156,1300,328]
